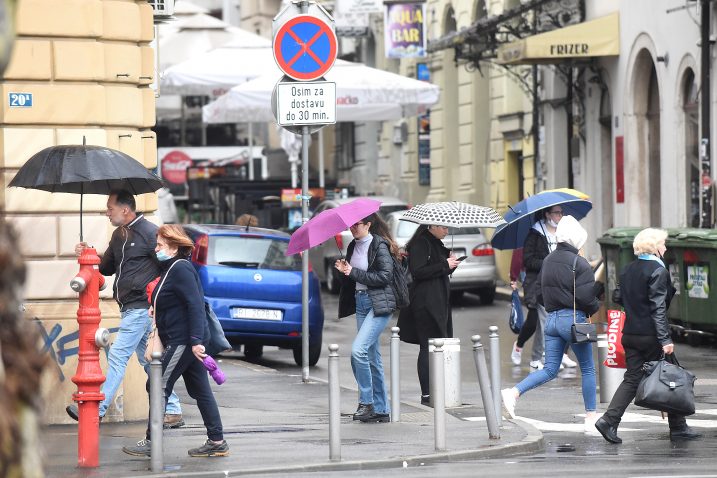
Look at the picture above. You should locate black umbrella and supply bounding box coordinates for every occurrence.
[9,141,164,241]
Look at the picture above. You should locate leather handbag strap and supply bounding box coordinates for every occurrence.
[572,254,579,324]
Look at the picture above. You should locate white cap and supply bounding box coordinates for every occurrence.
[555,215,587,251]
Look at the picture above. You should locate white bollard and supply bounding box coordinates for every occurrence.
[428,338,462,407]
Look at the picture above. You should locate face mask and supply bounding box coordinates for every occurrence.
[547,218,559,228]
[156,250,173,262]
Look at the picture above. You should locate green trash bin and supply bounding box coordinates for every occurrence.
[597,227,681,322]
[665,228,717,337]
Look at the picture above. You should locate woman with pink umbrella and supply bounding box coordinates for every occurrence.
[334,213,401,423]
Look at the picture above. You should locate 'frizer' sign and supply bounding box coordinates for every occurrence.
[277,81,336,126]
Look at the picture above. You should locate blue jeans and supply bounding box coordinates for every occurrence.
[99,308,181,417]
[351,291,390,414]
[515,308,597,412]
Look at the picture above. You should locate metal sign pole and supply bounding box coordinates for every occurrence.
[301,124,310,381]
[299,0,311,383]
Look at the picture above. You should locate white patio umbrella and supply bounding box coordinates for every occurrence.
[202,59,440,123]
[160,40,273,96]
[158,13,267,72]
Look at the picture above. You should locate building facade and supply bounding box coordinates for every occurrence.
[0,0,157,423]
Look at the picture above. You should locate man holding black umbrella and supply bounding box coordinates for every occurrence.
[65,190,184,428]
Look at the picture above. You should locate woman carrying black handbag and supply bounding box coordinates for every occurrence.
[594,228,701,444]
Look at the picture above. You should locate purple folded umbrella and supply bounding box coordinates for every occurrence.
[203,356,226,385]
[286,198,381,256]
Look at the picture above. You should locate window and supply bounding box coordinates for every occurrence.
[209,236,301,271]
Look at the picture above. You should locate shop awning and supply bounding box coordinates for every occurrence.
[497,13,619,65]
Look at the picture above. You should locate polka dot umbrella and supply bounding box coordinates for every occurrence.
[399,202,506,228]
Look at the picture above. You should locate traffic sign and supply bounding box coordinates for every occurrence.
[276,80,336,126]
[273,14,337,81]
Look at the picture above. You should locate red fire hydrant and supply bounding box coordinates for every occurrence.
[69,247,109,468]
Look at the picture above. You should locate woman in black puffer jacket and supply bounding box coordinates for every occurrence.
[502,216,600,430]
[336,212,399,423]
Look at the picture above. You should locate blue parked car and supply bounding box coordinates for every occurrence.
[183,225,325,366]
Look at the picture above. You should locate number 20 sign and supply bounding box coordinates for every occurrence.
[8,92,33,108]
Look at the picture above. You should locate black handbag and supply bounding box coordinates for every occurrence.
[635,354,696,416]
[569,254,597,344]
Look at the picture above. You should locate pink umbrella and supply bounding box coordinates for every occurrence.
[286,198,381,256]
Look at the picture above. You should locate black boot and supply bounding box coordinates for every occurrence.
[670,425,701,441]
[595,417,622,444]
[353,403,374,421]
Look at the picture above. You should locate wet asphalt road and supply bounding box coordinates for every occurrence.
[242,289,717,477]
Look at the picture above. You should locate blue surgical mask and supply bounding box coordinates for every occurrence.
[156,250,173,262]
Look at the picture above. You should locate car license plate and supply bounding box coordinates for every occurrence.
[231,308,282,321]
[452,248,466,257]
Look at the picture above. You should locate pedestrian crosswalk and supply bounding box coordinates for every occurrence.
[463,409,717,433]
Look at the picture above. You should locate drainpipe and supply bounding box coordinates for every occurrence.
[567,67,574,189]
[700,0,712,228]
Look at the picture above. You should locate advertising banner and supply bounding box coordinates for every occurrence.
[604,310,626,368]
[384,2,426,58]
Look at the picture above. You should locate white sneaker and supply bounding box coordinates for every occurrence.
[511,342,522,365]
[501,388,517,419]
[529,360,544,370]
[562,354,578,368]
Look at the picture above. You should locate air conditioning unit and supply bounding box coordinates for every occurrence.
[149,0,174,20]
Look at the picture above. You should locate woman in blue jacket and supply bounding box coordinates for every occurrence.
[336,213,399,423]
[122,225,228,458]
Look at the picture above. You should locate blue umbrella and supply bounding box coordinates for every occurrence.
[491,191,592,250]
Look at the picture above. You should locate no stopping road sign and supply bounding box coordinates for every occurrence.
[273,14,337,81]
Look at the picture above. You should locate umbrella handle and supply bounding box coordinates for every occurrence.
[335,236,344,260]
[80,188,83,243]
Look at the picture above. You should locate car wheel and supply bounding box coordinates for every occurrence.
[479,287,496,305]
[450,290,464,301]
[244,344,263,360]
[325,263,340,295]
[293,339,322,367]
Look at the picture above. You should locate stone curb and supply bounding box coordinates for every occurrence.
[130,418,543,477]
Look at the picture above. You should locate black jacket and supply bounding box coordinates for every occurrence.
[338,234,397,319]
[99,214,160,311]
[537,243,600,316]
[522,227,551,308]
[397,230,453,344]
[151,257,208,347]
[615,259,675,345]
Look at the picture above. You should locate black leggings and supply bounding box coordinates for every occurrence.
[517,308,539,348]
[418,344,430,396]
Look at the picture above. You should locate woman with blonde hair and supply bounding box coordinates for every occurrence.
[595,228,700,443]
[123,225,229,458]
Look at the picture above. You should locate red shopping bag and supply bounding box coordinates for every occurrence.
[604,310,626,368]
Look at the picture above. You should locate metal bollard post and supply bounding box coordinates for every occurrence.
[328,344,341,462]
[431,339,446,451]
[488,326,502,427]
[471,335,500,439]
[149,351,163,473]
[390,327,400,422]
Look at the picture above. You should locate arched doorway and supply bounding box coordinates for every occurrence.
[626,49,662,225]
